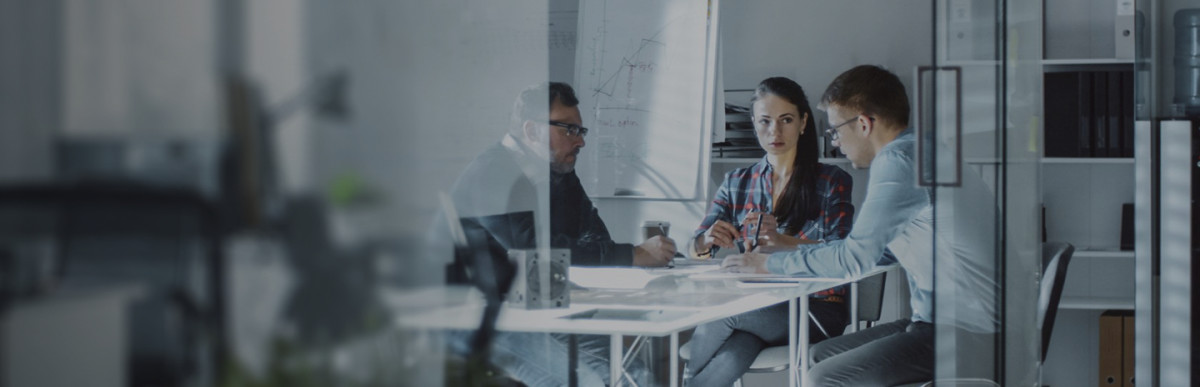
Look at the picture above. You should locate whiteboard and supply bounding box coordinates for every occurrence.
[573,0,717,199]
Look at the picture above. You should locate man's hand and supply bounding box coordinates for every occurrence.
[634,235,676,267]
[721,252,770,274]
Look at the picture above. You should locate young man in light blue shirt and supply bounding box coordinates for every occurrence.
[722,65,997,385]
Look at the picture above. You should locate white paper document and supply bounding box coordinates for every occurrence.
[689,271,845,282]
[569,267,664,289]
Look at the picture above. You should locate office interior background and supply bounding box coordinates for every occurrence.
[0,0,1197,386]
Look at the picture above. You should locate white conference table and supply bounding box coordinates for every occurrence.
[394,263,895,387]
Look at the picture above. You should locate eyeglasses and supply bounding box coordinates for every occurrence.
[549,121,589,138]
[824,115,874,141]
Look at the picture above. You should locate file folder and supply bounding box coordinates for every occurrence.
[1108,72,1123,157]
[1121,71,1134,157]
[1045,72,1080,157]
[1122,314,1135,387]
[1079,72,1094,157]
[1099,311,1123,385]
[1093,72,1110,157]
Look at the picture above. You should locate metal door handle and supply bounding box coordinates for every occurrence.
[915,65,963,187]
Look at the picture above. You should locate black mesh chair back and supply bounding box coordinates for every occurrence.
[1038,241,1075,362]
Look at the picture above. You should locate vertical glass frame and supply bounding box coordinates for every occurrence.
[928,0,1043,385]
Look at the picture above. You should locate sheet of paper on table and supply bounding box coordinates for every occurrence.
[569,267,666,289]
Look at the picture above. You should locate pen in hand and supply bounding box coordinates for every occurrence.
[749,212,764,251]
[658,224,671,267]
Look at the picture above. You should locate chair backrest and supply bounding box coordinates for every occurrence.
[1038,241,1074,362]
[856,271,887,323]
[892,246,1073,387]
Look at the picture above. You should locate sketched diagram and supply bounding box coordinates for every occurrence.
[574,0,710,198]
[586,34,662,167]
[581,8,676,133]
[589,36,663,106]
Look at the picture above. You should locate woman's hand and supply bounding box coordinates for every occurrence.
[743,211,824,250]
[699,219,739,254]
[721,252,770,274]
[742,212,780,250]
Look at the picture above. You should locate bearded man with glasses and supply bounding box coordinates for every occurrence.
[444,82,675,386]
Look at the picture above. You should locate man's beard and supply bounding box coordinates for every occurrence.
[550,161,574,174]
[551,149,579,174]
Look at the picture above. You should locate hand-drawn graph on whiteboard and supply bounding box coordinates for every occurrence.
[573,0,716,199]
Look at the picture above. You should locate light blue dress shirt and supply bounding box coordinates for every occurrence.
[766,128,997,333]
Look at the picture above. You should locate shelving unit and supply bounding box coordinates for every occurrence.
[1042,58,1134,66]
[1058,250,1135,310]
[710,157,852,165]
[709,157,760,164]
[965,157,1136,165]
[1060,296,1135,311]
[1042,59,1135,69]
[1072,250,1135,259]
[1042,157,1134,164]
[1038,1,1137,385]
[1041,158,1135,387]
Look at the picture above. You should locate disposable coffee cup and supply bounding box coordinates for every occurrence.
[643,220,670,240]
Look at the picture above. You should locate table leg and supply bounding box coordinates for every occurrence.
[850,281,860,333]
[799,296,810,387]
[788,298,797,387]
[620,336,645,385]
[569,334,578,387]
[670,332,679,387]
[611,334,622,387]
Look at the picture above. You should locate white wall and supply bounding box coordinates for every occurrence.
[717,0,932,112]
[0,0,60,181]
[61,1,218,136]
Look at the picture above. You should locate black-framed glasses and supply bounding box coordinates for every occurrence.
[549,121,589,138]
[824,115,874,141]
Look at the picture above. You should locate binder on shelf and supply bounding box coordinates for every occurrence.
[1099,310,1124,386]
[1122,314,1135,387]
[1043,69,1135,159]
[1093,72,1110,157]
[1108,72,1123,157]
[1120,203,1134,250]
[1121,71,1135,157]
[1079,72,1094,157]
[1044,73,1079,157]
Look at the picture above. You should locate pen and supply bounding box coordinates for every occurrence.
[657,223,675,268]
[750,213,764,251]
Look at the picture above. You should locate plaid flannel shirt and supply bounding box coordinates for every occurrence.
[696,158,854,298]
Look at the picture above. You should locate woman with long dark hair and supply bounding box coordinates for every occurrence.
[685,77,855,385]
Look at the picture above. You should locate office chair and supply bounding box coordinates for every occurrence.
[0,183,225,387]
[851,270,888,332]
[678,270,889,386]
[893,242,1075,387]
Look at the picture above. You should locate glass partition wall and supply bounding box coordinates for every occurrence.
[925,0,1043,385]
[303,1,557,385]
